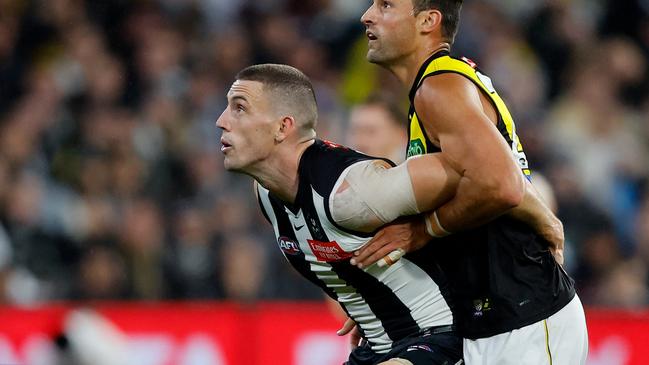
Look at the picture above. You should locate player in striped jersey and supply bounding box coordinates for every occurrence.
[216,64,563,365]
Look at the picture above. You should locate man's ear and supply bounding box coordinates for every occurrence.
[275,116,296,143]
[416,9,442,34]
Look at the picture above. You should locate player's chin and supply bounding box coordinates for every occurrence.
[366,50,387,65]
[222,158,238,171]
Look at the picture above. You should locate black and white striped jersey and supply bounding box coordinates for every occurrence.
[256,139,454,354]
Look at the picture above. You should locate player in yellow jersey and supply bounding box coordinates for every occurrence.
[342,1,589,364]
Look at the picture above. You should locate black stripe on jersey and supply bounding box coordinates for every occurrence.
[330,261,421,342]
[404,243,456,324]
[267,194,338,301]
[301,186,421,342]
[316,157,396,239]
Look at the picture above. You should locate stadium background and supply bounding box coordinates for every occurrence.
[0,0,648,364]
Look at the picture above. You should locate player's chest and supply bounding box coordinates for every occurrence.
[274,207,353,263]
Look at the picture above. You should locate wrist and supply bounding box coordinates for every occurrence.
[424,210,452,238]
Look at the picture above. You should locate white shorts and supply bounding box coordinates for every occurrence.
[463,295,588,365]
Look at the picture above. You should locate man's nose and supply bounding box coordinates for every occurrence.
[216,110,229,130]
[361,3,375,26]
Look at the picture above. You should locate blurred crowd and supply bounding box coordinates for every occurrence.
[0,0,648,308]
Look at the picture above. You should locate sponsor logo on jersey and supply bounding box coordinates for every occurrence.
[407,138,425,157]
[278,236,301,255]
[307,240,352,262]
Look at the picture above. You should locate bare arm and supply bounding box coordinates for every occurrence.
[414,74,525,233]
[345,164,564,268]
[348,73,564,267]
[331,154,460,233]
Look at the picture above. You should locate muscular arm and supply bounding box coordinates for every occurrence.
[331,155,564,266]
[331,154,460,233]
[343,74,564,267]
[414,74,525,233]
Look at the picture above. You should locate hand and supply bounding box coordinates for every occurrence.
[350,216,430,269]
[337,317,362,349]
[540,218,564,266]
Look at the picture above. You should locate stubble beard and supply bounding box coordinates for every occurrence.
[367,48,392,68]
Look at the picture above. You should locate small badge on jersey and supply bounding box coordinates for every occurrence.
[278,236,301,255]
[407,138,426,158]
[322,140,347,150]
[472,297,492,318]
[307,239,352,262]
[461,56,477,69]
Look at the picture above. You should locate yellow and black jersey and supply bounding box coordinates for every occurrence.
[407,50,530,179]
[407,50,575,339]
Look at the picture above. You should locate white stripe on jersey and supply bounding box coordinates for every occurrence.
[313,188,453,330]
[258,186,393,351]
[288,207,393,351]
[257,184,454,354]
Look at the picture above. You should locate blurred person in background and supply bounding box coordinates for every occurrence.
[166,204,223,299]
[118,198,166,300]
[346,95,408,164]
[220,233,267,303]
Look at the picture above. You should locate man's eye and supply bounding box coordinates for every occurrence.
[236,104,245,112]
[382,1,391,8]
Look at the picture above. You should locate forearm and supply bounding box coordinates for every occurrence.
[431,174,525,233]
[507,179,562,238]
[331,155,460,234]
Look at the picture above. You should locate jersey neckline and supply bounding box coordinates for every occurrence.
[408,49,451,102]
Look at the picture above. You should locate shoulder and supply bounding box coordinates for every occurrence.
[414,73,485,124]
[302,140,394,197]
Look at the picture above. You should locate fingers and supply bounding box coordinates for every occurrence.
[352,242,400,268]
[377,248,406,268]
[337,318,356,336]
[350,326,362,349]
[352,230,385,265]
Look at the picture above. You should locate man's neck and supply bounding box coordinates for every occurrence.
[387,42,451,89]
[249,139,315,204]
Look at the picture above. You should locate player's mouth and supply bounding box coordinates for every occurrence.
[366,31,378,41]
[221,138,232,153]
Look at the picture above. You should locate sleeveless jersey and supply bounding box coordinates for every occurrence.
[407,51,575,339]
[256,140,455,353]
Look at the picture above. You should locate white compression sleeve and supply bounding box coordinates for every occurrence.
[330,160,420,231]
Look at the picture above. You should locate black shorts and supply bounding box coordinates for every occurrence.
[346,327,463,365]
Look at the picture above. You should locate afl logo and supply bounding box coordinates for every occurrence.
[278,236,301,255]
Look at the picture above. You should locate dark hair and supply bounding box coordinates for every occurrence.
[412,0,463,43]
[235,64,318,130]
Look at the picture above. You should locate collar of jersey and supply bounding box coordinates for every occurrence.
[408,49,451,102]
